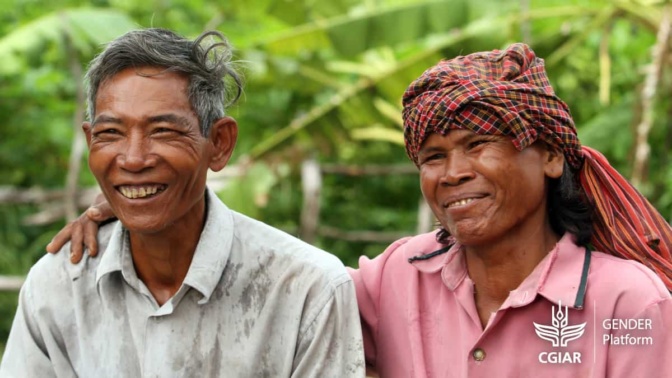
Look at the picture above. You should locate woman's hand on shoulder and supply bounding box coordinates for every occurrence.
[46,193,116,263]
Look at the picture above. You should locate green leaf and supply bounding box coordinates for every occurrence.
[351,126,405,145]
[258,0,471,57]
[0,8,136,75]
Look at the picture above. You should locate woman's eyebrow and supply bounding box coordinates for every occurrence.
[418,145,444,156]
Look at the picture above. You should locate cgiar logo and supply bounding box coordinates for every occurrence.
[534,301,587,364]
[534,301,586,347]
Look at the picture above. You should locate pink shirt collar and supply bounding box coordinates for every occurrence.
[406,232,590,310]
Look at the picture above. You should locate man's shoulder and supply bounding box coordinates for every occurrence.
[25,221,117,296]
[229,211,346,277]
[214,212,354,325]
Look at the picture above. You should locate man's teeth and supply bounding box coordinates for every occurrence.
[447,198,476,208]
[119,185,164,199]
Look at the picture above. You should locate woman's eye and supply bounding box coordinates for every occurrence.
[468,139,488,149]
[421,154,443,164]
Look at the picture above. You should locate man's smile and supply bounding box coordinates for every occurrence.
[116,184,167,199]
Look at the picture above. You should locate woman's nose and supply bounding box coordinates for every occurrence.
[439,155,475,186]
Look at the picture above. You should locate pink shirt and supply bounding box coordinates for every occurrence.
[350,232,672,377]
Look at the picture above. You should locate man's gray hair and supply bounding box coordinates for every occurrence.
[85,28,242,135]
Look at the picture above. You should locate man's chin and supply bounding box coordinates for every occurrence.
[117,216,169,235]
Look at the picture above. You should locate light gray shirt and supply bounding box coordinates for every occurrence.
[0,189,365,377]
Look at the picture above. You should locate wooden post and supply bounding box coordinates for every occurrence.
[416,197,434,234]
[61,17,86,222]
[632,4,671,187]
[300,158,322,244]
[0,276,24,292]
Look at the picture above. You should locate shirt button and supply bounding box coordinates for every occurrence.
[472,348,486,361]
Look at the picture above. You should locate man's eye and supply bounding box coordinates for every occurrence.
[155,127,179,134]
[93,128,120,137]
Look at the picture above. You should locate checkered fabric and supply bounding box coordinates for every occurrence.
[402,43,581,168]
[402,43,672,291]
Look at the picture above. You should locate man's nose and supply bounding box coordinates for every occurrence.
[439,155,474,186]
[116,133,157,172]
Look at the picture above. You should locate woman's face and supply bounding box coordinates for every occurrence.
[418,130,563,247]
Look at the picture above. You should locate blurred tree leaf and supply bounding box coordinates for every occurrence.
[0,8,137,74]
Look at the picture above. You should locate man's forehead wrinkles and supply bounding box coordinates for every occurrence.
[91,112,194,127]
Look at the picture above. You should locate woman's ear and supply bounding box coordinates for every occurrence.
[543,143,565,179]
[208,117,238,172]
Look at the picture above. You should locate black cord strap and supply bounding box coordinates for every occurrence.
[573,247,592,309]
[407,245,453,263]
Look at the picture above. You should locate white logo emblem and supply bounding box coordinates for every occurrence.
[534,301,586,347]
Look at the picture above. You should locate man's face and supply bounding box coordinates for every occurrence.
[83,67,214,234]
[417,129,562,247]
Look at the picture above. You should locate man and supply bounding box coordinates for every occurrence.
[0,28,364,377]
[44,44,672,376]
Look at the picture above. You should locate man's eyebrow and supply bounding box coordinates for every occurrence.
[92,115,122,126]
[147,114,192,127]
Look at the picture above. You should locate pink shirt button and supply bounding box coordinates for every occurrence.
[472,348,486,361]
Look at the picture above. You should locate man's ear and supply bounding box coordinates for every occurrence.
[82,122,92,147]
[543,143,565,179]
[208,116,238,172]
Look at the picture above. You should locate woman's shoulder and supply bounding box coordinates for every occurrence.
[352,230,449,280]
[391,230,445,255]
[588,250,671,309]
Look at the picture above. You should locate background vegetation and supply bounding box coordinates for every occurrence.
[2,0,672,356]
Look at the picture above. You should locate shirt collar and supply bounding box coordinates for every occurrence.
[535,233,589,309]
[406,232,589,309]
[95,221,127,285]
[404,235,467,290]
[404,230,454,273]
[95,187,234,304]
[498,232,589,310]
[182,188,234,304]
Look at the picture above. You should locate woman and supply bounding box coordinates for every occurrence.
[48,43,672,377]
[350,43,672,377]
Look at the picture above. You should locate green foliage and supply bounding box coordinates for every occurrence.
[0,8,137,75]
[216,162,284,218]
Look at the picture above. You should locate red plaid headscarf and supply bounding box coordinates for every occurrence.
[402,43,672,290]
